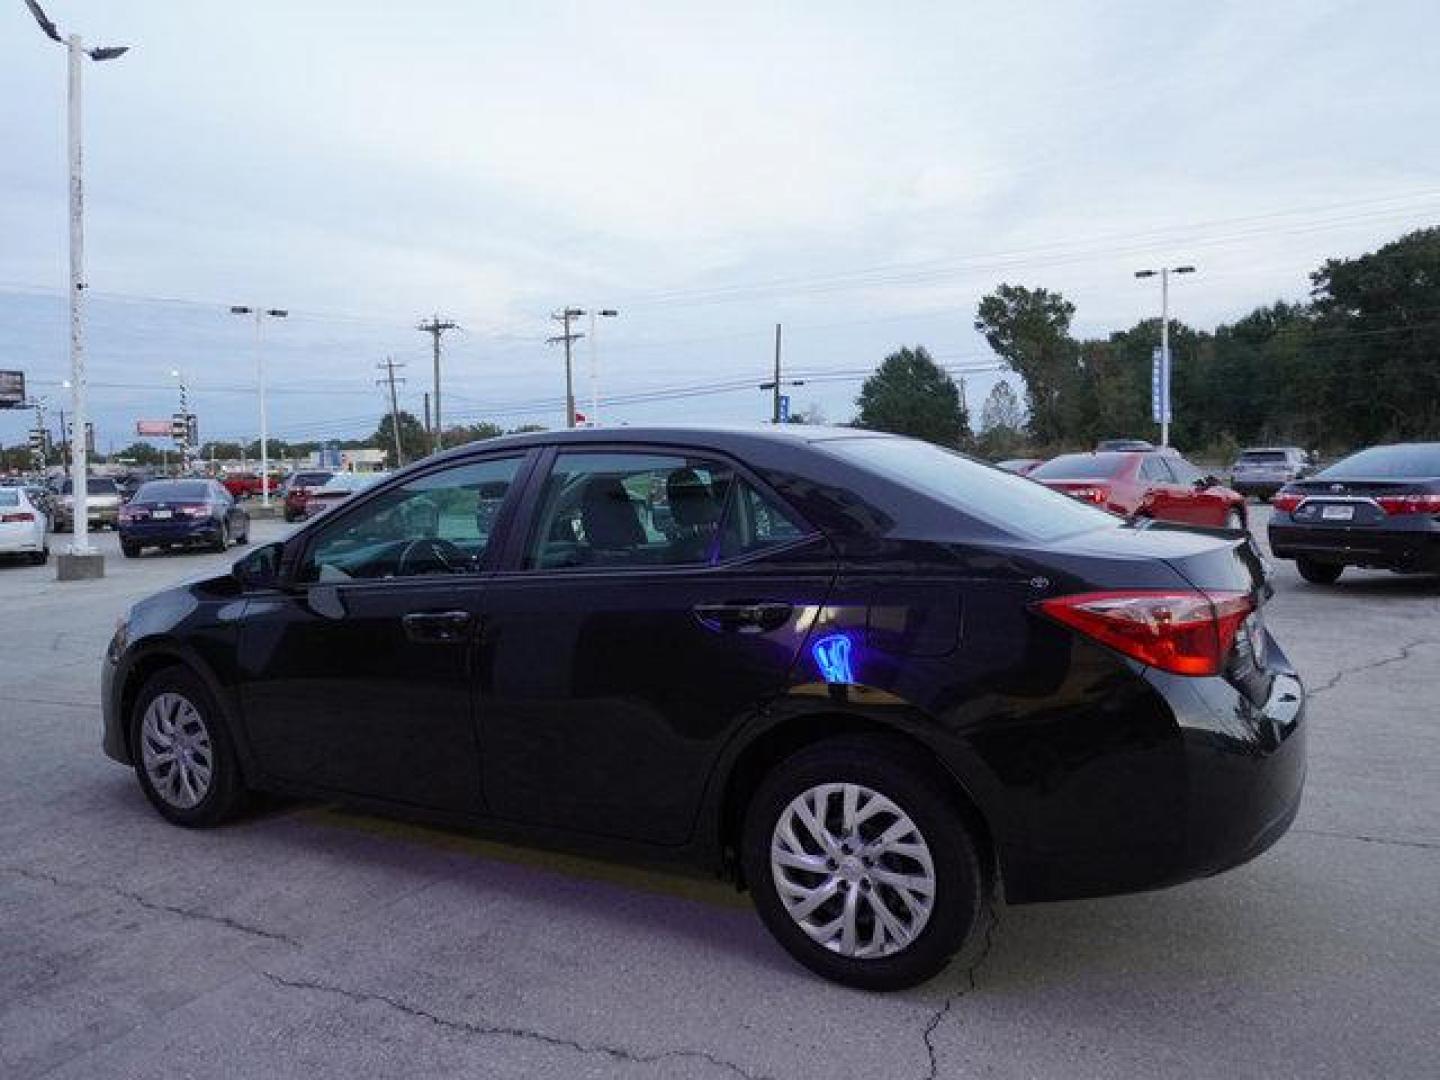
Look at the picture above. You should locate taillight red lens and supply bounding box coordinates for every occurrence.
[1062,485,1110,505]
[1375,493,1440,516]
[1037,590,1255,677]
[1,511,36,523]
[1272,490,1303,512]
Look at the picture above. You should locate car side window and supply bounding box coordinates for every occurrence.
[716,478,808,561]
[1142,457,1174,482]
[524,451,736,570]
[301,457,522,582]
[1168,457,1204,484]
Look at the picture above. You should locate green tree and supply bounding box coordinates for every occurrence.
[976,380,1026,457]
[374,410,430,464]
[855,346,970,447]
[974,285,1079,445]
[113,441,165,466]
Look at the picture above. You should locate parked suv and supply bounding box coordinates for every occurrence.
[53,476,122,531]
[1230,447,1312,501]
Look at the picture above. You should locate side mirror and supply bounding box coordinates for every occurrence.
[233,540,285,590]
[1196,475,1218,489]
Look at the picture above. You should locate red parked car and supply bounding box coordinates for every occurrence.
[1030,450,1247,528]
[221,472,283,500]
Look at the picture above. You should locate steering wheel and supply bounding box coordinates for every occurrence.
[396,536,467,576]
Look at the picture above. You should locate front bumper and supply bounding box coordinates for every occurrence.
[1269,520,1440,572]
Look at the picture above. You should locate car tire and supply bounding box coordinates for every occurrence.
[1296,557,1344,585]
[741,734,988,991]
[234,524,249,546]
[211,522,229,553]
[121,541,141,558]
[30,547,48,566]
[130,665,246,827]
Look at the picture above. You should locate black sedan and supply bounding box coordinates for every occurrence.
[1269,442,1440,584]
[102,426,1304,990]
[118,479,251,558]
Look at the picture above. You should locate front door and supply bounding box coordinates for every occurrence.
[236,455,526,812]
[477,448,834,845]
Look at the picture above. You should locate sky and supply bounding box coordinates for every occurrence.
[2,0,1438,453]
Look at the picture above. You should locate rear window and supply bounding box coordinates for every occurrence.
[0,490,18,507]
[1238,451,1288,463]
[1029,454,1126,480]
[821,438,1118,541]
[292,472,333,487]
[1321,444,1440,479]
[61,478,118,495]
[136,481,212,501]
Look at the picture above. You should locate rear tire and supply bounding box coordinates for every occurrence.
[1297,557,1344,585]
[210,522,229,553]
[130,666,245,827]
[121,541,141,558]
[741,735,987,991]
[30,547,48,566]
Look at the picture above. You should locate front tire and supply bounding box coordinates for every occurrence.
[121,540,141,558]
[741,735,987,991]
[1297,557,1344,585]
[130,666,245,826]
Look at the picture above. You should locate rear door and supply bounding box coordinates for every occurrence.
[476,446,835,845]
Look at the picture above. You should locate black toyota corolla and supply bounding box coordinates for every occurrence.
[102,426,1305,990]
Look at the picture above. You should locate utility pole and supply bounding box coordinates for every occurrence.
[417,314,458,453]
[423,391,431,437]
[758,323,804,423]
[376,356,407,467]
[1134,265,1196,447]
[547,307,586,428]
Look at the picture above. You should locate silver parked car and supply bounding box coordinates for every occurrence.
[1229,447,1312,501]
[54,476,123,531]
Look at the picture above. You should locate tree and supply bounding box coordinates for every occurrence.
[374,410,430,464]
[975,285,1079,445]
[976,380,1026,457]
[113,441,165,466]
[442,421,504,445]
[855,346,970,447]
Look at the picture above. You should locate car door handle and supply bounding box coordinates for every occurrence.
[402,610,475,644]
[692,601,794,634]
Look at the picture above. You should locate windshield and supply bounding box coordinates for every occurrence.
[1320,444,1440,479]
[821,437,1118,541]
[136,480,213,502]
[1029,454,1127,480]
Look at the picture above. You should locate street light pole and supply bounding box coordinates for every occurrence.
[230,305,287,506]
[1134,265,1195,447]
[587,308,618,425]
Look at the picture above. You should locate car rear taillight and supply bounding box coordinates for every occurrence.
[1065,485,1110,505]
[1036,589,1255,677]
[1272,490,1303,512]
[178,504,210,518]
[1,511,35,523]
[1375,493,1440,516]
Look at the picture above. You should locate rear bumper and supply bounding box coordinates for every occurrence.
[1232,480,1285,498]
[1000,638,1306,904]
[120,519,221,547]
[1269,521,1440,572]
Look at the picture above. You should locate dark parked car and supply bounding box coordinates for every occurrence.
[280,469,335,522]
[1031,450,1247,528]
[118,479,251,558]
[1269,442,1440,584]
[1230,447,1312,501]
[103,427,1304,990]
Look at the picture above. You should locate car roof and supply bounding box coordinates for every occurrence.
[429,423,891,462]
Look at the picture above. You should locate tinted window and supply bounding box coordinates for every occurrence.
[136,481,212,501]
[61,478,118,495]
[717,479,808,561]
[290,471,333,488]
[1167,456,1207,484]
[525,451,737,570]
[1320,444,1440,479]
[1029,454,1126,480]
[1238,451,1288,463]
[821,437,1118,541]
[303,458,521,581]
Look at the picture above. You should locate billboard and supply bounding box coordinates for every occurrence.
[0,370,24,409]
[136,419,171,437]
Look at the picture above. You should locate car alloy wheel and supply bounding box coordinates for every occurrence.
[139,692,214,810]
[770,782,936,959]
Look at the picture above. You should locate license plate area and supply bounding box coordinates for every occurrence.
[152,510,173,519]
[1320,504,1354,521]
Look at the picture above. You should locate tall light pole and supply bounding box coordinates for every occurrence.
[229,305,287,506]
[587,308,618,425]
[24,0,129,578]
[1134,265,1195,447]
[169,368,188,473]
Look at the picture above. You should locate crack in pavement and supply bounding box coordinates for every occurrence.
[1294,828,1439,851]
[918,902,1001,1079]
[1305,637,1437,697]
[1,865,300,947]
[260,971,775,1080]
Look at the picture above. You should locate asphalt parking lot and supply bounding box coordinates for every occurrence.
[2,509,1436,1079]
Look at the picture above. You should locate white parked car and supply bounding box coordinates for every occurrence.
[0,486,49,565]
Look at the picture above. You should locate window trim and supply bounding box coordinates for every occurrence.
[287,450,540,586]
[494,441,821,578]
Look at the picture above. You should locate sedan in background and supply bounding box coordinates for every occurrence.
[1031,450,1247,528]
[995,457,1044,476]
[1230,447,1312,501]
[54,476,122,531]
[1268,442,1440,584]
[102,426,1302,991]
[1096,438,1155,452]
[300,471,385,519]
[118,479,251,558]
[0,487,49,565]
[280,469,335,522]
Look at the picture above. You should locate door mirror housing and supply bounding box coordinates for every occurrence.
[233,541,285,590]
[1195,475,1218,489]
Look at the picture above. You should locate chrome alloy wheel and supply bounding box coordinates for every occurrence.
[770,782,937,959]
[140,693,214,810]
